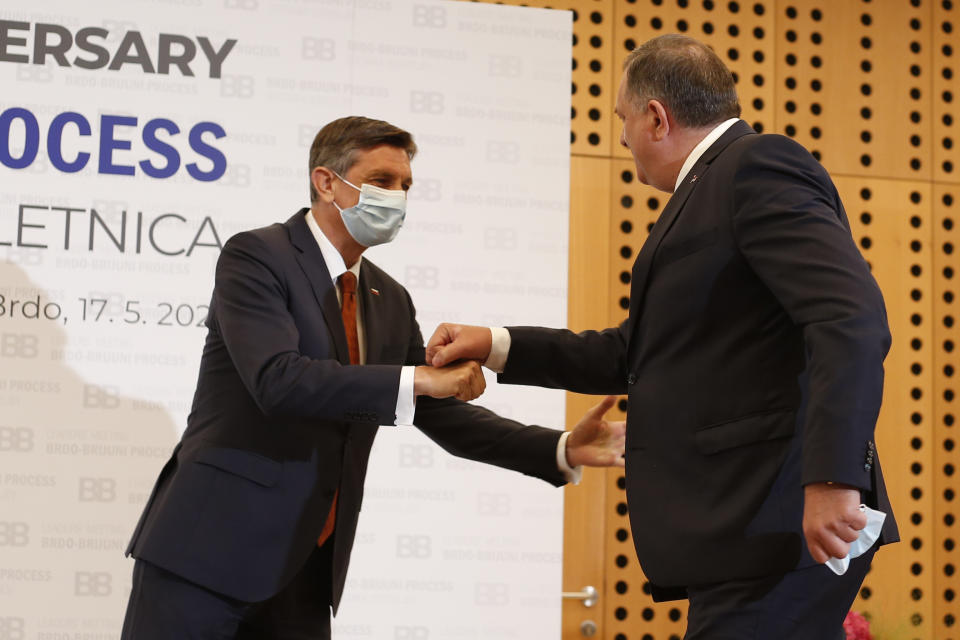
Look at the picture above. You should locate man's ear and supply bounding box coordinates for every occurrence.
[648,99,671,141]
[311,166,337,203]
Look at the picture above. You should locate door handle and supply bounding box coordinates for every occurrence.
[561,585,597,608]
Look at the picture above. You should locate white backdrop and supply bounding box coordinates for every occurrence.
[0,1,572,638]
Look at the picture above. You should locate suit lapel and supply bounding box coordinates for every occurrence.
[358,265,385,365]
[626,169,698,327]
[626,121,756,337]
[286,210,351,365]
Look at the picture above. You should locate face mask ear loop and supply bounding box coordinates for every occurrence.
[330,171,358,214]
[332,171,361,192]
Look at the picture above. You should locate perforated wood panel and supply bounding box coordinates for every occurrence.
[775,2,934,179]
[570,0,616,156]
[933,4,959,183]
[839,177,935,640]
[463,0,959,637]
[934,183,960,638]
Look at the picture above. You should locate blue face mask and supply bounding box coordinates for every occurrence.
[332,173,407,247]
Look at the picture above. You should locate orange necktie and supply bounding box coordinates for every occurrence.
[339,271,361,366]
[317,272,360,547]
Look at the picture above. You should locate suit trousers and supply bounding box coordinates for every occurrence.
[684,545,877,640]
[121,541,333,640]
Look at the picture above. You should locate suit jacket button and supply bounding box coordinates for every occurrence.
[627,373,637,385]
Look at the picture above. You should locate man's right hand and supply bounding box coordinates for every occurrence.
[426,324,493,367]
[802,482,866,565]
[414,360,486,401]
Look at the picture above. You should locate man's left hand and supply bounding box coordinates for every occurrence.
[566,395,627,468]
[802,482,867,564]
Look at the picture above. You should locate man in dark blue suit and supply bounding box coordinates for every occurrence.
[120,116,626,639]
[428,35,898,639]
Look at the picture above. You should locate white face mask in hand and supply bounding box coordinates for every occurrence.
[824,505,886,576]
[332,173,407,247]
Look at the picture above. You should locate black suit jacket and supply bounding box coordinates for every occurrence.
[126,210,566,611]
[500,121,898,599]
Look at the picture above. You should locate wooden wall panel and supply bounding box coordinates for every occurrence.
[933,184,960,640]
[571,0,615,157]
[838,177,935,640]
[934,2,960,184]
[775,1,933,181]
[563,156,614,639]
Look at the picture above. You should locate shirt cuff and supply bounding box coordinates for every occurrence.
[485,327,511,373]
[556,431,582,485]
[395,366,417,425]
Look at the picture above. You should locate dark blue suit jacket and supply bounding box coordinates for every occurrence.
[126,210,566,611]
[499,121,898,600]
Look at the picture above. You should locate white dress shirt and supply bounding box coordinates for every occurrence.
[674,118,740,192]
[305,212,416,425]
[308,212,576,481]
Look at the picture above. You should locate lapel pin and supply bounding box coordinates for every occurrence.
[370,288,380,296]
[690,174,698,183]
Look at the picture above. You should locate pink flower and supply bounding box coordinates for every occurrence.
[843,611,872,640]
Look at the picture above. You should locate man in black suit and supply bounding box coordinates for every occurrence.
[120,116,625,639]
[428,35,898,639]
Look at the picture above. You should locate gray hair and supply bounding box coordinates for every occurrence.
[623,34,741,128]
